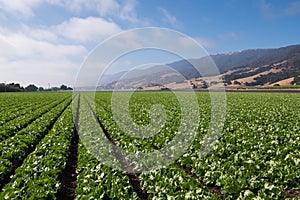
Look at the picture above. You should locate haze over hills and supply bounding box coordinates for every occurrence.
[99,44,300,90]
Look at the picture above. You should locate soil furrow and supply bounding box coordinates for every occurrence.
[285,189,300,198]
[175,162,224,199]
[85,98,149,200]
[56,95,80,200]
[151,144,224,199]
[56,128,79,200]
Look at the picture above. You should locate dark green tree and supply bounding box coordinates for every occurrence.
[60,85,68,90]
[38,87,44,92]
[25,84,38,92]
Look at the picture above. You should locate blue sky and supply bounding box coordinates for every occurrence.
[0,0,300,87]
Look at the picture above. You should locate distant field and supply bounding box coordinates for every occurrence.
[255,85,300,89]
[0,91,299,199]
[225,85,300,93]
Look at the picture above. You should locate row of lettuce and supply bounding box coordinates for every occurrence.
[0,93,70,141]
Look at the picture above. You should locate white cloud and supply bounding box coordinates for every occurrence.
[54,17,122,42]
[119,0,138,23]
[62,0,141,24]
[51,0,120,15]
[97,0,120,16]
[158,7,181,29]
[0,59,79,87]
[0,0,41,17]
[0,0,65,17]
[58,0,142,25]
[21,25,58,42]
[0,27,88,87]
[0,28,87,59]
[0,0,142,25]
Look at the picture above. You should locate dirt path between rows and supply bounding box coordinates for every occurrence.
[56,96,80,200]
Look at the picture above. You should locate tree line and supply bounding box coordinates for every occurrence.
[0,83,73,92]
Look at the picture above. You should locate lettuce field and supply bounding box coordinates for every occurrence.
[0,91,299,199]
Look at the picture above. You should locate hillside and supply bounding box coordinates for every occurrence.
[99,44,300,89]
[219,45,300,86]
